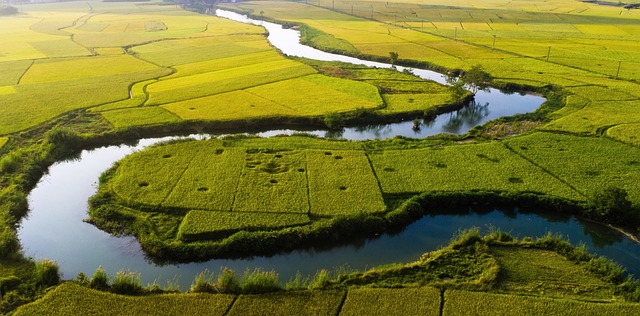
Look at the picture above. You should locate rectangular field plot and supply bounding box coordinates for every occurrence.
[368,142,580,201]
[170,51,283,78]
[29,39,90,58]
[381,93,451,113]
[0,137,7,150]
[20,55,160,84]
[0,60,32,85]
[163,147,245,211]
[13,283,234,316]
[132,35,270,67]
[306,150,385,216]
[110,141,201,207]
[340,287,441,316]
[100,106,180,129]
[444,289,640,316]
[505,133,640,205]
[146,59,316,105]
[161,90,297,121]
[233,150,309,214]
[245,75,382,115]
[227,290,344,316]
[177,210,310,241]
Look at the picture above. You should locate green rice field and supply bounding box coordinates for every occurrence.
[3,0,640,314]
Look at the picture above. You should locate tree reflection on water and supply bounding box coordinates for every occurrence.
[441,101,490,134]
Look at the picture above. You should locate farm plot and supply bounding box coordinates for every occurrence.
[227,290,344,316]
[12,283,234,316]
[491,246,615,300]
[232,150,309,214]
[100,107,180,129]
[0,60,32,86]
[0,69,170,135]
[368,142,581,200]
[306,150,386,216]
[145,59,316,105]
[245,74,383,115]
[110,141,203,207]
[20,55,160,84]
[163,147,245,211]
[544,100,640,134]
[504,132,640,206]
[131,35,269,68]
[607,124,640,146]
[161,90,297,121]
[444,289,640,315]
[339,287,441,316]
[0,137,7,150]
[177,211,311,241]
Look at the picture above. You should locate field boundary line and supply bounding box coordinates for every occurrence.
[16,60,35,85]
[334,289,348,316]
[439,288,445,316]
[364,151,386,203]
[501,141,586,198]
[160,147,203,206]
[229,148,246,212]
[304,151,312,216]
[222,295,239,316]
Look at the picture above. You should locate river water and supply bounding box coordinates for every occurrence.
[17,10,640,291]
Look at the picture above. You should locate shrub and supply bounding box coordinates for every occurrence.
[190,269,216,293]
[111,270,143,295]
[588,186,634,225]
[216,268,240,294]
[90,266,110,291]
[308,269,332,290]
[0,227,20,258]
[240,269,281,294]
[33,260,60,288]
[322,112,345,130]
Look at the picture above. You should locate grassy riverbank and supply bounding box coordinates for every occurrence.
[12,230,640,315]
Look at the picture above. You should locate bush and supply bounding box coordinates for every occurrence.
[33,260,60,288]
[111,270,143,295]
[589,186,634,225]
[308,269,332,290]
[240,269,281,294]
[322,112,345,130]
[90,266,110,291]
[216,268,240,294]
[0,227,20,258]
[190,269,216,293]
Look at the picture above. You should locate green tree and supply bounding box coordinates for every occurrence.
[389,51,399,66]
[446,76,467,103]
[462,65,492,93]
[589,186,634,225]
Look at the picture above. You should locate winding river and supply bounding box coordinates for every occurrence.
[17,10,640,291]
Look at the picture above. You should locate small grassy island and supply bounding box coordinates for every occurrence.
[1,0,640,314]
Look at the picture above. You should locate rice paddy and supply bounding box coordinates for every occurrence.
[4,0,640,314]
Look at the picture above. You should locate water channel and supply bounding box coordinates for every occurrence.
[17,10,640,291]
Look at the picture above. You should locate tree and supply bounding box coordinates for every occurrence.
[446,75,467,103]
[462,65,492,93]
[389,51,399,66]
[589,186,634,225]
